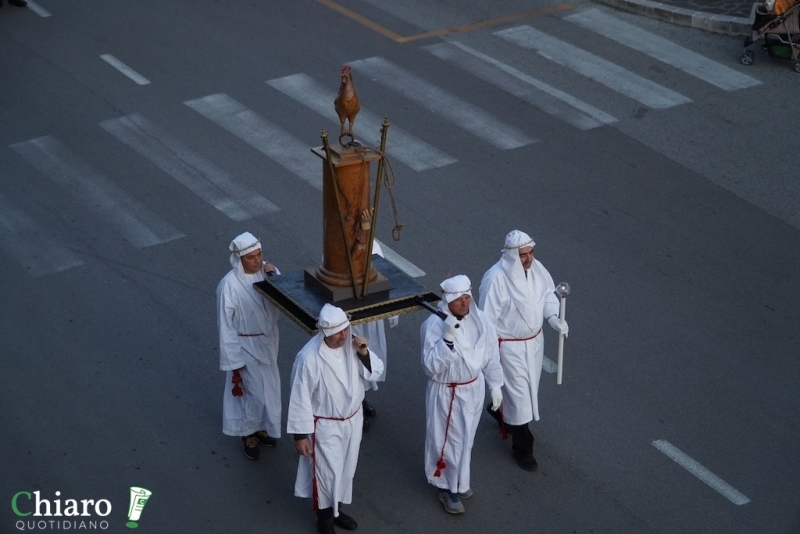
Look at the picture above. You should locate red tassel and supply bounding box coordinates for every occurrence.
[433,469,441,477]
[231,370,244,397]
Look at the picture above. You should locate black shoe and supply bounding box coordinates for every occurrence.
[362,417,370,432]
[362,400,376,418]
[334,511,358,530]
[9,0,28,6]
[254,430,277,447]
[316,520,335,534]
[241,435,260,460]
[513,451,538,472]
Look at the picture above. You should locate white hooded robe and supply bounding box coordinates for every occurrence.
[479,257,558,424]
[287,332,384,515]
[217,259,281,438]
[420,301,503,494]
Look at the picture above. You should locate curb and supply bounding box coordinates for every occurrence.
[593,0,754,35]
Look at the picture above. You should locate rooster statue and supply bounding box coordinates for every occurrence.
[334,65,360,142]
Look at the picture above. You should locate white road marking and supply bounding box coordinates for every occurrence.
[424,41,617,130]
[0,194,84,277]
[266,73,458,171]
[25,0,51,17]
[10,136,184,248]
[565,9,761,91]
[184,93,322,190]
[100,113,279,221]
[100,54,151,85]
[374,239,425,278]
[496,26,692,109]
[652,439,751,505]
[542,356,557,373]
[348,57,537,150]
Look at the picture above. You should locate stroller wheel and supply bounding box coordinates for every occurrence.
[741,50,755,65]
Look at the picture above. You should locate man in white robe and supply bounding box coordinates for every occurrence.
[421,275,503,514]
[217,232,282,460]
[288,304,384,534]
[478,230,569,471]
[351,241,398,431]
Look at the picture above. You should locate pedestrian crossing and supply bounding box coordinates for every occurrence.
[1,8,761,277]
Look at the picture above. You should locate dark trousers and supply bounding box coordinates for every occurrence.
[488,403,534,455]
[317,507,333,524]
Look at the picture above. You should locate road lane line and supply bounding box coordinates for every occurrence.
[652,439,751,505]
[100,113,279,221]
[424,41,617,130]
[565,9,761,91]
[374,239,425,278]
[25,0,51,17]
[0,194,83,277]
[317,0,571,43]
[10,136,184,248]
[348,57,537,149]
[184,93,321,191]
[100,54,151,85]
[496,25,692,109]
[267,73,457,171]
[543,356,557,373]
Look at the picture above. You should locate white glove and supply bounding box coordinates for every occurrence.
[547,315,569,338]
[490,388,503,411]
[443,315,459,343]
[388,315,399,329]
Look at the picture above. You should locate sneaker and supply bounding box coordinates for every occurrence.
[513,451,538,472]
[458,489,473,499]
[254,430,276,447]
[437,490,465,514]
[333,510,358,530]
[241,435,260,460]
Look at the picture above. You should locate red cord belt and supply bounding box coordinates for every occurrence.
[433,375,479,477]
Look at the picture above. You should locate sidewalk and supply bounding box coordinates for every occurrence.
[594,0,756,35]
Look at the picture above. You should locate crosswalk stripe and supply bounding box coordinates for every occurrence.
[25,0,51,17]
[565,9,761,91]
[424,41,617,130]
[100,114,279,221]
[266,74,458,171]
[0,194,84,277]
[184,93,322,191]
[348,57,537,150]
[10,136,184,248]
[496,25,692,109]
[100,54,150,86]
[374,239,425,278]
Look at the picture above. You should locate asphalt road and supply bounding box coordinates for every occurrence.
[1,1,799,533]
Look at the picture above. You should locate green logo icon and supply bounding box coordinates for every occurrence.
[125,487,152,528]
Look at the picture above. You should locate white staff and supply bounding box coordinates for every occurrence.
[555,282,570,385]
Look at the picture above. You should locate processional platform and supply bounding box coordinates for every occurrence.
[254,255,439,335]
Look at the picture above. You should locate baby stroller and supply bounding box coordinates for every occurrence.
[742,0,800,71]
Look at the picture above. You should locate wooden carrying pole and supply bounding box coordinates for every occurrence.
[361,118,390,298]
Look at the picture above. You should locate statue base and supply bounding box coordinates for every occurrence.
[303,269,391,302]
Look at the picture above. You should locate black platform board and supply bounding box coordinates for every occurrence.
[254,255,439,335]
